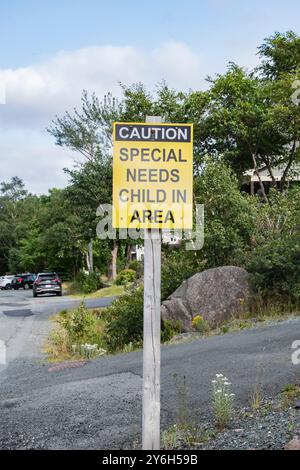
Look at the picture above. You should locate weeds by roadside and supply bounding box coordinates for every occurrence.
[43,304,107,361]
[161,373,216,450]
[280,383,300,409]
[211,374,235,430]
[166,309,300,347]
[249,364,264,411]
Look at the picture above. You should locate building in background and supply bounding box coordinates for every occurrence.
[131,232,181,261]
[242,164,300,195]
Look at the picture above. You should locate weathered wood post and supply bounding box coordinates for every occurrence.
[142,116,162,450]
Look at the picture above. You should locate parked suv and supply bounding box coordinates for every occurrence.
[11,274,36,290]
[33,273,62,297]
[0,275,15,290]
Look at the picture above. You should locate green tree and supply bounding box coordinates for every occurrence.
[0,177,28,273]
[195,160,257,267]
[201,63,300,197]
[258,31,300,79]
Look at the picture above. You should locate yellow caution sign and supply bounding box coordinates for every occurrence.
[113,122,193,229]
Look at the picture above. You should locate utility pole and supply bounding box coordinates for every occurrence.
[142,116,162,450]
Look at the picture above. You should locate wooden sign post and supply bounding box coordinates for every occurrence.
[142,116,162,450]
[112,116,193,450]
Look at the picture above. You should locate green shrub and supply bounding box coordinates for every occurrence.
[128,260,143,277]
[191,315,210,334]
[161,248,204,299]
[58,304,101,345]
[104,287,144,352]
[46,305,107,360]
[74,271,102,294]
[116,268,137,285]
[161,319,182,342]
[234,187,300,307]
[104,287,181,352]
[244,234,300,303]
[196,160,257,268]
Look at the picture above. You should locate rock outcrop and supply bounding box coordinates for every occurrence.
[161,266,251,331]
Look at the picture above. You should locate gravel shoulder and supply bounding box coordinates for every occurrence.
[1,305,300,449]
[199,391,300,450]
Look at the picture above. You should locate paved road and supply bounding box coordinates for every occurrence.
[0,289,299,449]
[0,289,115,365]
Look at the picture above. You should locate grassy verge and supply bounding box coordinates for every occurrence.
[44,289,300,363]
[166,308,300,346]
[62,282,125,299]
[44,308,300,362]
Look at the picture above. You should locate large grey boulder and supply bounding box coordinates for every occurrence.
[161,266,251,331]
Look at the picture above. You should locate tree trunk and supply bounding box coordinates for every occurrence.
[280,140,297,191]
[262,159,278,190]
[251,153,268,203]
[85,251,90,272]
[125,243,132,267]
[108,240,118,281]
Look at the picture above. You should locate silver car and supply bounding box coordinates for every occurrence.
[33,273,62,297]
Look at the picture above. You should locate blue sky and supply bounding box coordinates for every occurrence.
[0,0,299,193]
[1,0,300,68]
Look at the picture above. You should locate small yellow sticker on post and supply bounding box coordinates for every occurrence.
[112,122,193,229]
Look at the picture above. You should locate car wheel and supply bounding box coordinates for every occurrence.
[6,284,11,290]
[56,292,62,296]
[33,291,38,298]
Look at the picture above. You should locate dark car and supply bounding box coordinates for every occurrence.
[12,273,36,290]
[33,273,62,297]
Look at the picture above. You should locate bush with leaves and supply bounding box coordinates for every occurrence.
[191,315,210,334]
[103,287,181,352]
[239,187,300,304]
[103,288,144,352]
[161,319,182,343]
[161,248,204,299]
[46,304,107,360]
[128,259,143,277]
[56,304,106,351]
[116,268,137,285]
[59,305,96,344]
[74,271,102,294]
[243,235,300,303]
[195,160,257,268]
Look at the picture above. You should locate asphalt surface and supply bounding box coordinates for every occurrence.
[0,289,300,449]
[0,289,115,365]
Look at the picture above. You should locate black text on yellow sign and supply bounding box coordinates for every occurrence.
[113,122,193,229]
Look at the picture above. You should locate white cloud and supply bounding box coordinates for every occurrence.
[0,42,204,128]
[152,42,202,89]
[0,129,76,194]
[0,41,205,193]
